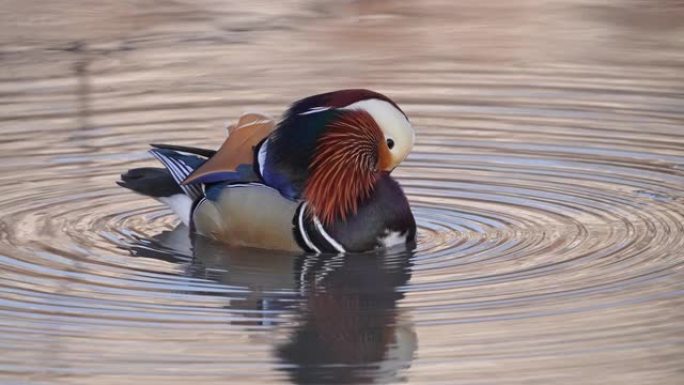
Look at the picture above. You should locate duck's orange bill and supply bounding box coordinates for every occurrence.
[182,113,276,185]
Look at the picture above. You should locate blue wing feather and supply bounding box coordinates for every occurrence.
[150,148,262,202]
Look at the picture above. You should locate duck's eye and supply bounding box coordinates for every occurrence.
[386,138,395,150]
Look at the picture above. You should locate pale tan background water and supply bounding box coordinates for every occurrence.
[1,1,683,384]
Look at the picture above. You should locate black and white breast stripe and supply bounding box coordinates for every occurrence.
[292,202,346,254]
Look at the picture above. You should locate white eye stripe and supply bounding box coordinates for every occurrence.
[342,98,414,167]
[341,99,411,132]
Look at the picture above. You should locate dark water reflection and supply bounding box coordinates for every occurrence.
[1,0,683,384]
[131,229,415,384]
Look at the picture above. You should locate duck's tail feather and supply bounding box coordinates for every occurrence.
[117,167,183,197]
[149,148,205,201]
[117,167,193,225]
[118,146,210,226]
[119,141,261,226]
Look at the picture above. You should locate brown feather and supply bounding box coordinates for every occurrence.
[183,113,275,185]
[304,110,391,224]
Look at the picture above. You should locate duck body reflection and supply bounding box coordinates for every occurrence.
[128,225,416,384]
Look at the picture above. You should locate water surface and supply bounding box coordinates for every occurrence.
[1,1,683,384]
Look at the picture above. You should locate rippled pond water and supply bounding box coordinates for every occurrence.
[1,1,683,384]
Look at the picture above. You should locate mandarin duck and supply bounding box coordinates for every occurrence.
[118,89,416,253]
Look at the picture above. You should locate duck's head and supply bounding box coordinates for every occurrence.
[291,89,415,224]
[291,89,415,173]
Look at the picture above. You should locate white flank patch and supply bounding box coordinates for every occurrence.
[379,231,407,249]
[159,194,193,226]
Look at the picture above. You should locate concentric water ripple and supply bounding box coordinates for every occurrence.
[1,1,683,384]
